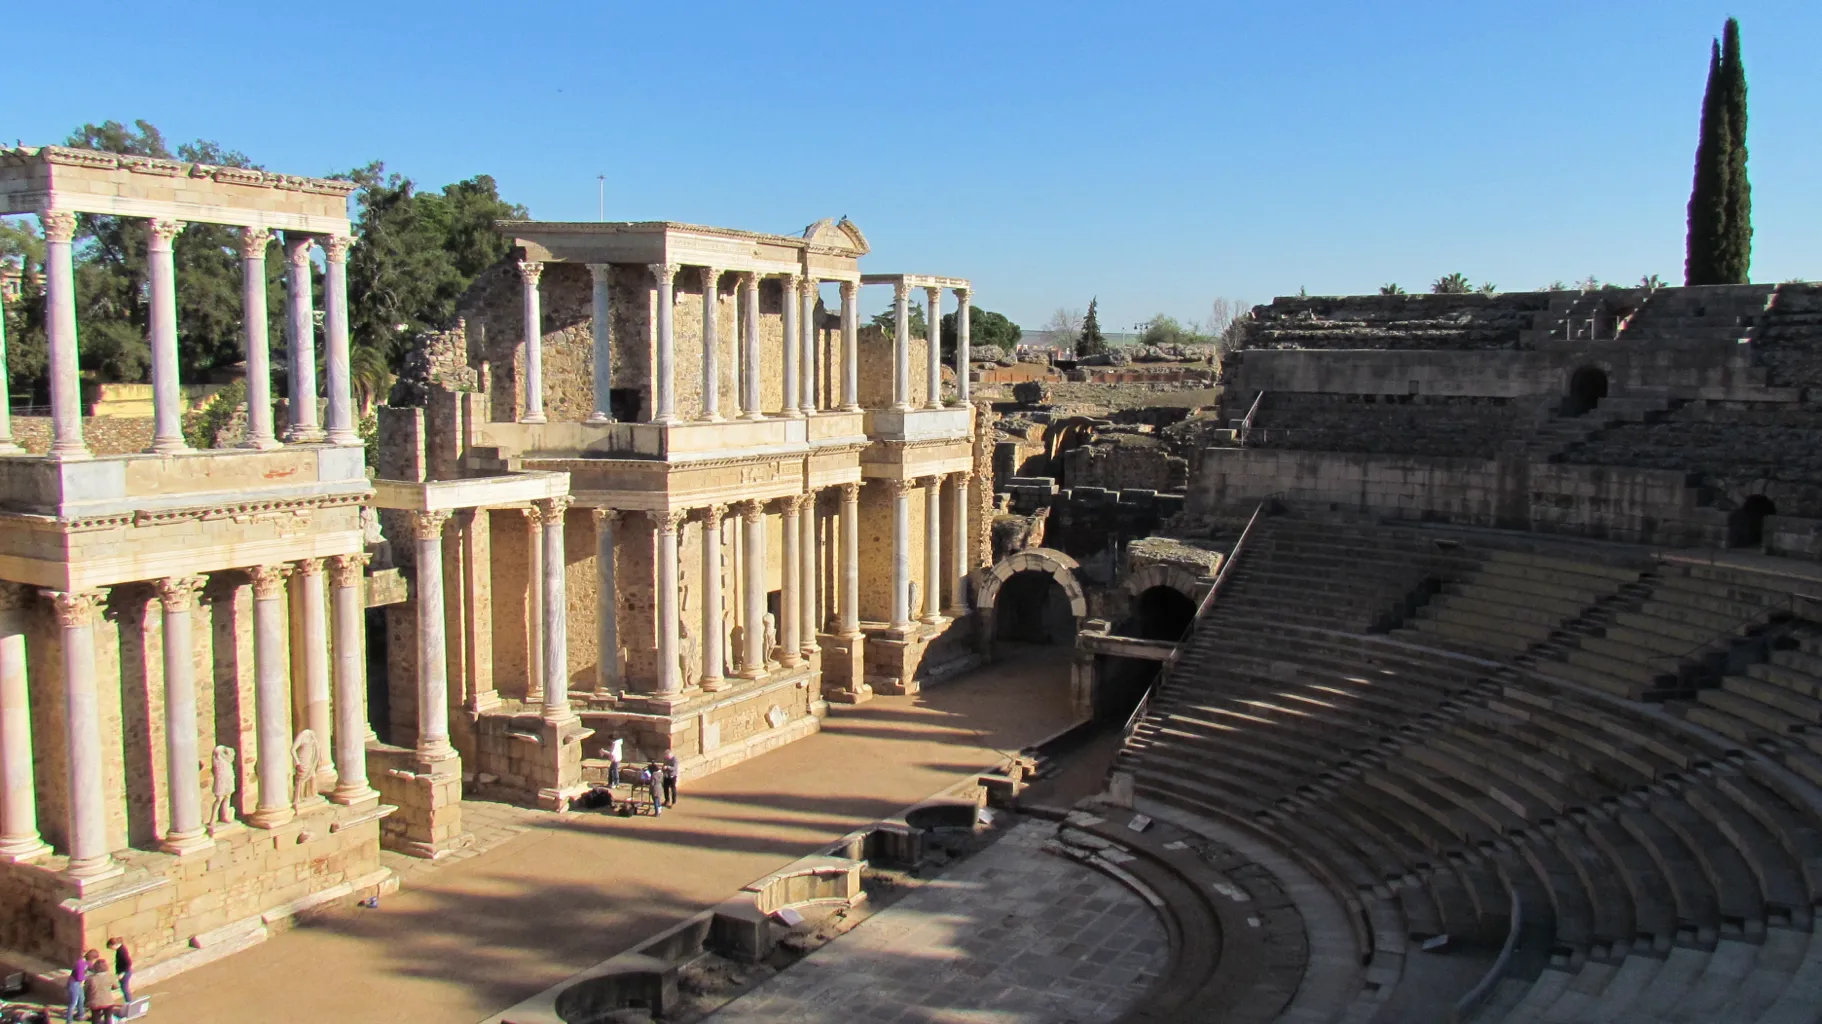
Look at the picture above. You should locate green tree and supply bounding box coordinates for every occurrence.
[870,300,927,339]
[1077,298,1106,357]
[1432,273,1473,294]
[1686,18,1752,285]
[939,306,1020,359]
[1379,283,1406,295]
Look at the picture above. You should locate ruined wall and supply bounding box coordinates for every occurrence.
[1061,434,1187,492]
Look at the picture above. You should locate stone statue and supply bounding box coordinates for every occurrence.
[762,613,778,668]
[210,745,238,825]
[908,581,922,620]
[679,619,698,683]
[291,729,320,805]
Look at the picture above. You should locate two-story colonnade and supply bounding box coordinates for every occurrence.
[372,217,989,825]
[0,146,412,979]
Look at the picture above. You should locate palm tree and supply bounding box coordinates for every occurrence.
[1379,283,1406,295]
[1432,273,1473,294]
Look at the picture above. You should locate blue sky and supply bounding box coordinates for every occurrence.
[6,1,1817,330]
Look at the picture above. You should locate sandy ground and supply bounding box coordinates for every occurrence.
[143,646,1079,1023]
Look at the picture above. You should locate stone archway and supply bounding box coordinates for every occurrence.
[975,547,1089,658]
[1120,564,1210,607]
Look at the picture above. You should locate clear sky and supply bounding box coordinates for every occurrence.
[6,1,1818,330]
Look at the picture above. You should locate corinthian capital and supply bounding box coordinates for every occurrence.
[701,266,720,292]
[326,552,372,589]
[148,219,184,250]
[247,564,291,600]
[284,232,315,267]
[409,509,452,542]
[735,500,764,525]
[292,557,325,578]
[839,481,861,504]
[651,508,687,534]
[323,235,351,264]
[517,259,543,286]
[42,588,107,627]
[882,478,912,499]
[534,496,573,524]
[38,210,76,243]
[648,263,679,286]
[591,507,622,526]
[238,226,272,260]
[892,280,909,302]
[698,503,724,529]
[155,575,207,612]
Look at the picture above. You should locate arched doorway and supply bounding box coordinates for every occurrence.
[994,570,1076,643]
[1566,366,1608,416]
[1126,585,1198,641]
[1729,495,1776,549]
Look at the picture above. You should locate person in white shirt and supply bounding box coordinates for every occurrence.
[608,737,624,789]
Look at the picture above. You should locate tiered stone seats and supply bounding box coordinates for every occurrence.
[1117,514,1822,1023]
[1752,282,1822,389]
[1243,392,1529,460]
[1239,293,1559,351]
[1559,399,1822,500]
[1611,284,1776,346]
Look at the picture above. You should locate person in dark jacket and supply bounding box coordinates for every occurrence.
[107,937,133,1004]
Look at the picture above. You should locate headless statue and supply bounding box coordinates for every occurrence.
[291,729,321,805]
[210,745,238,824]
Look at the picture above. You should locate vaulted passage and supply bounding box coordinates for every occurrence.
[1123,585,1198,641]
[993,570,1076,644]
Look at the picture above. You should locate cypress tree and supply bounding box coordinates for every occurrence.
[1715,17,1752,283]
[1078,298,1106,357]
[1685,39,1727,285]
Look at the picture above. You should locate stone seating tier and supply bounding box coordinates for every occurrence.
[1559,400,1822,512]
[1235,392,1529,460]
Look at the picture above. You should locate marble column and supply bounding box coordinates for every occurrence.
[146,218,189,453]
[0,282,18,453]
[781,276,801,419]
[284,233,322,442]
[700,267,721,421]
[0,595,48,861]
[653,510,685,694]
[592,509,621,695]
[41,211,88,460]
[524,508,545,703]
[651,263,679,423]
[327,553,376,804]
[892,281,912,411]
[45,589,119,880]
[948,473,972,617]
[799,494,817,657]
[699,505,727,692]
[924,286,944,409]
[519,260,547,424]
[322,236,358,444]
[588,264,613,423]
[779,496,802,666]
[799,279,817,414]
[739,500,766,675]
[840,483,862,635]
[921,476,944,623]
[839,280,860,412]
[956,288,972,403]
[155,576,210,853]
[247,565,294,827]
[411,512,456,761]
[293,558,333,787]
[740,274,763,419]
[538,497,573,722]
[240,228,280,450]
[888,479,912,629]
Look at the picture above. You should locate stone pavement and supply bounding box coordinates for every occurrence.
[710,819,1167,1024]
[142,646,1079,1024]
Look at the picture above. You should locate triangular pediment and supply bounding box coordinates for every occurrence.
[802,217,870,255]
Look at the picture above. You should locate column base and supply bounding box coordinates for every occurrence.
[825,682,874,705]
[519,414,549,425]
[741,412,766,421]
[208,818,247,838]
[700,677,731,693]
[923,402,943,410]
[328,783,381,808]
[237,437,283,451]
[44,444,92,462]
[245,806,296,829]
[0,439,23,455]
[841,404,862,413]
[0,835,52,863]
[145,438,193,455]
[283,426,326,443]
[62,856,125,892]
[782,409,804,419]
[920,614,946,627]
[326,429,362,445]
[653,414,683,425]
[157,829,215,857]
[585,412,613,424]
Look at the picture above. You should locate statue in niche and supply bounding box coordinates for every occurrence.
[210,745,238,825]
[291,729,321,805]
[762,613,778,668]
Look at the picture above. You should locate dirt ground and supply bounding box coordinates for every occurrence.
[142,646,1080,1024]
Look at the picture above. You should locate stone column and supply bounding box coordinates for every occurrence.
[293,558,333,788]
[154,576,210,853]
[45,590,119,881]
[781,276,801,419]
[739,500,766,676]
[146,218,189,453]
[653,509,685,694]
[322,236,358,444]
[948,473,971,617]
[411,512,456,761]
[284,233,322,442]
[247,565,294,827]
[799,494,817,657]
[41,211,88,460]
[327,554,376,804]
[0,283,18,453]
[892,281,912,411]
[888,479,912,628]
[592,509,621,695]
[921,477,944,623]
[651,263,679,423]
[740,274,763,419]
[839,280,860,412]
[524,507,544,703]
[700,267,721,421]
[538,497,573,721]
[588,264,613,423]
[240,227,280,450]
[840,483,861,635]
[519,260,547,423]
[924,286,944,409]
[956,288,972,403]
[699,505,727,692]
[799,279,817,414]
[779,496,802,666]
[0,593,48,861]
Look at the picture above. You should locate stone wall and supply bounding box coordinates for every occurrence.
[1754,284,1822,388]
[1060,434,1187,492]
[1237,392,1530,460]
[857,325,933,410]
[1241,292,1560,351]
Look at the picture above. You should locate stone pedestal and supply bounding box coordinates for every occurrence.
[817,632,871,704]
[533,716,592,811]
[382,751,469,860]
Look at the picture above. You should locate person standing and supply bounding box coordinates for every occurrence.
[63,954,86,1024]
[646,762,665,817]
[662,751,680,807]
[83,949,124,1023]
[108,937,133,1004]
[608,736,624,790]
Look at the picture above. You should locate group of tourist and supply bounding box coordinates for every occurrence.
[62,939,131,1022]
[603,738,680,816]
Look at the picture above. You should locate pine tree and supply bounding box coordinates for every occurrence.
[1077,297,1106,357]
[1686,19,1751,285]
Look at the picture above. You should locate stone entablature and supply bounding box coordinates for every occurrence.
[506,219,867,278]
